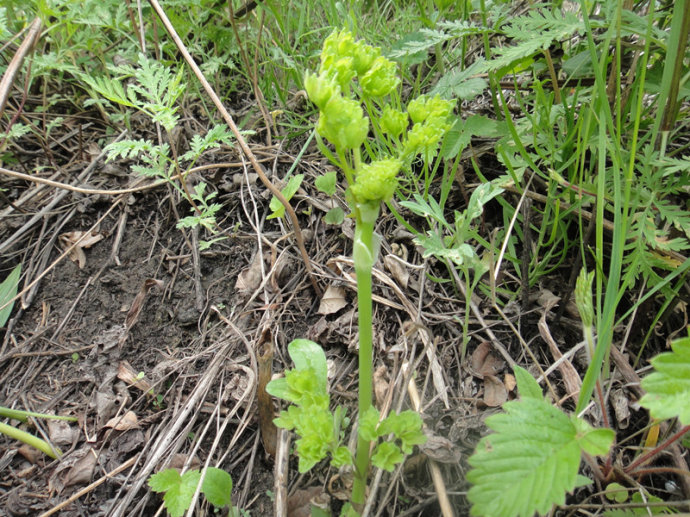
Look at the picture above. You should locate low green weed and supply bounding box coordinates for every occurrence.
[148,466,244,517]
[467,330,690,517]
[82,54,245,248]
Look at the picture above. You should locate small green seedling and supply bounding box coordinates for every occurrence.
[266,340,426,481]
[148,466,234,517]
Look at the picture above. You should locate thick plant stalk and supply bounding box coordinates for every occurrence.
[351,212,377,509]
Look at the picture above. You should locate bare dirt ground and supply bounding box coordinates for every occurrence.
[0,92,687,517]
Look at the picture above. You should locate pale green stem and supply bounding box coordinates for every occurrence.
[0,406,77,423]
[0,422,59,459]
[351,213,376,510]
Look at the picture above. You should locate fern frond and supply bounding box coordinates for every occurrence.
[483,8,584,74]
[104,139,155,161]
[80,74,136,108]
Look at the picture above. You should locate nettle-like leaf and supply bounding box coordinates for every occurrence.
[149,467,233,516]
[378,410,426,454]
[639,336,690,425]
[371,441,404,472]
[201,467,233,508]
[149,468,202,517]
[467,365,614,517]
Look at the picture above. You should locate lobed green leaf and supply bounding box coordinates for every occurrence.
[640,336,690,425]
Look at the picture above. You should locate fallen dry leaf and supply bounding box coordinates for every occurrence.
[58,230,104,268]
[164,453,201,472]
[373,365,389,408]
[611,389,631,429]
[383,254,409,289]
[118,279,163,347]
[470,341,505,378]
[104,410,139,431]
[504,372,516,392]
[287,486,330,517]
[47,419,78,447]
[49,446,98,493]
[17,444,42,464]
[483,374,508,407]
[317,284,347,315]
[236,252,264,291]
[117,361,153,393]
[419,433,462,463]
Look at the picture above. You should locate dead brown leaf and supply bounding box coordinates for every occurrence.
[58,230,104,268]
[504,372,516,392]
[117,360,153,393]
[17,444,42,464]
[49,446,98,493]
[470,341,505,378]
[483,374,508,407]
[419,433,462,463]
[47,419,78,447]
[104,410,139,431]
[612,389,631,429]
[317,284,347,315]
[287,486,330,517]
[538,299,581,404]
[118,278,163,347]
[236,252,264,291]
[373,366,389,408]
[164,453,201,472]
[124,278,164,331]
[383,254,409,289]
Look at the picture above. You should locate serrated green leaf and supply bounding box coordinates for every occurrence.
[467,398,583,517]
[201,467,232,507]
[0,264,21,327]
[359,406,380,441]
[315,171,338,195]
[571,418,614,457]
[164,470,201,517]
[371,441,404,472]
[640,336,690,425]
[288,339,328,390]
[148,468,181,493]
[378,410,426,454]
[323,207,345,225]
[513,365,542,400]
[268,174,304,219]
[604,482,629,503]
[149,468,201,517]
[331,446,353,468]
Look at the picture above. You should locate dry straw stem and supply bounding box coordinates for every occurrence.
[404,361,454,517]
[0,17,42,120]
[146,0,321,297]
